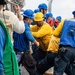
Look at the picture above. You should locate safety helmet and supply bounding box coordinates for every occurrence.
[56,16,62,21]
[22,9,34,19]
[34,12,44,21]
[0,0,7,5]
[72,10,75,15]
[34,9,40,13]
[38,3,47,10]
[46,12,53,18]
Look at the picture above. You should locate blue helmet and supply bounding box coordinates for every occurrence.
[38,3,47,10]
[22,9,34,19]
[56,16,62,21]
[46,12,53,18]
[34,9,40,13]
[72,10,75,15]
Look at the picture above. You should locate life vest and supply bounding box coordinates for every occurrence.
[0,20,19,75]
[60,19,75,47]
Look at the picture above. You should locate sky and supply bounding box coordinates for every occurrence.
[22,0,75,19]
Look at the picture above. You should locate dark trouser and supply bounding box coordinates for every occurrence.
[0,70,5,75]
[32,48,47,64]
[21,52,37,75]
[14,49,37,75]
[36,52,57,75]
[53,46,75,75]
[32,44,38,53]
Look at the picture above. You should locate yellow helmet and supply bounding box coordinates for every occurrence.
[34,12,44,21]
